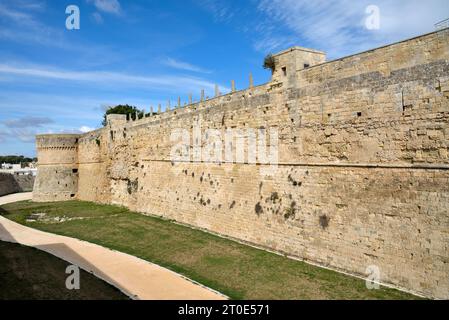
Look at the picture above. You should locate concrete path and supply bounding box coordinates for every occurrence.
[0,192,34,205]
[0,193,226,300]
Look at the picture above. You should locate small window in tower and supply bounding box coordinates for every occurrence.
[72,169,78,174]
[304,63,310,69]
[282,67,287,76]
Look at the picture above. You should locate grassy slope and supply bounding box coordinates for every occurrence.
[0,200,420,300]
[0,241,128,300]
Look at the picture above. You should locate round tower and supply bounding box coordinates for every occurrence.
[33,134,81,202]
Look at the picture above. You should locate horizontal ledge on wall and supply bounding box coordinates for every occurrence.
[37,161,105,166]
[37,160,449,170]
[141,159,449,170]
[37,163,79,166]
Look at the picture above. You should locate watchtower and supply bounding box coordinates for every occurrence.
[33,134,81,202]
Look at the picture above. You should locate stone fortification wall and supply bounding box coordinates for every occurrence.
[35,29,449,298]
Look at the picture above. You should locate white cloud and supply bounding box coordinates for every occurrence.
[0,1,69,48]
[92,12,104,24]
[79,126,95,133]
[87,0,121,15]
[256,0,449,58]
[0,115,55,143]
[14,0,46,11]
[0,3,32,21]
[13,128,37,143]
[195,0,235,22]
[164,58,212,74]
[0,127,39,143]
[0,63,229,94]
[3,116,53,128]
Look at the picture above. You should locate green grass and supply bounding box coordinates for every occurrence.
[0,241,128,300]
[0,200,420,300]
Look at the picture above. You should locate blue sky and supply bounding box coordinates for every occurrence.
[0,0,448,157]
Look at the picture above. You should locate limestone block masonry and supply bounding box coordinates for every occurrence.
[34,29,449,299]
[34,134,80,201]
[0,173,34,196]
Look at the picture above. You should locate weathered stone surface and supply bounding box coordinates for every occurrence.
[34,29,449,299]
[0,173,35,196]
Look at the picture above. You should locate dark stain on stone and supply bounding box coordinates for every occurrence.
[288,174,302,187]
[255,202,263,216]
[127,178,138,195]
[284,201,297,220]
[319,215,330,229]
[270,192,279,203]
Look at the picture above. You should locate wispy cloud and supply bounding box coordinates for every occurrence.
[163,58,212,74]
[0,116,55,143]
[4,128,36,143]
[195,0,235,22]
[256,0,449,58]
[0,2,34,21]
[3,116,54,128]
[0,116,98,143]
[13,0,46,11]
[0,1,68,48]
[87,0,122,15]
[0,63,228,94]
[91,12,104,24]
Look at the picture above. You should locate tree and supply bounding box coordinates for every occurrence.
[263,54,276,74]
[0,155,36,165]
[102,105,144,126]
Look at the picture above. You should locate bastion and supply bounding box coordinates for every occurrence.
[34,29,449,299]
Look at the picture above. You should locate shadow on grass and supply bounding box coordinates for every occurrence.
[0,219,129,295]
[0,206,9,216]
[0,217,130,300]
[0,241,128,300]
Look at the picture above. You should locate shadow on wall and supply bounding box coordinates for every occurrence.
[0,173,35,197]
[0,220,16,242]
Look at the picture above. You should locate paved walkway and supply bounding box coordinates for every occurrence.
[0,192,34,205]
[0,193,226,300]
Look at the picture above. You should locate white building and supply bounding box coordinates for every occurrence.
[0,163,37,176]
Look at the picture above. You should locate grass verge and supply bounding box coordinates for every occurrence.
[0,200,420,300]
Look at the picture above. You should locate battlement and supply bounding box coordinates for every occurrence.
[270,46,326,86]
[106,28,449,132]
[34,134,80,202]
[36,134,80,147]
